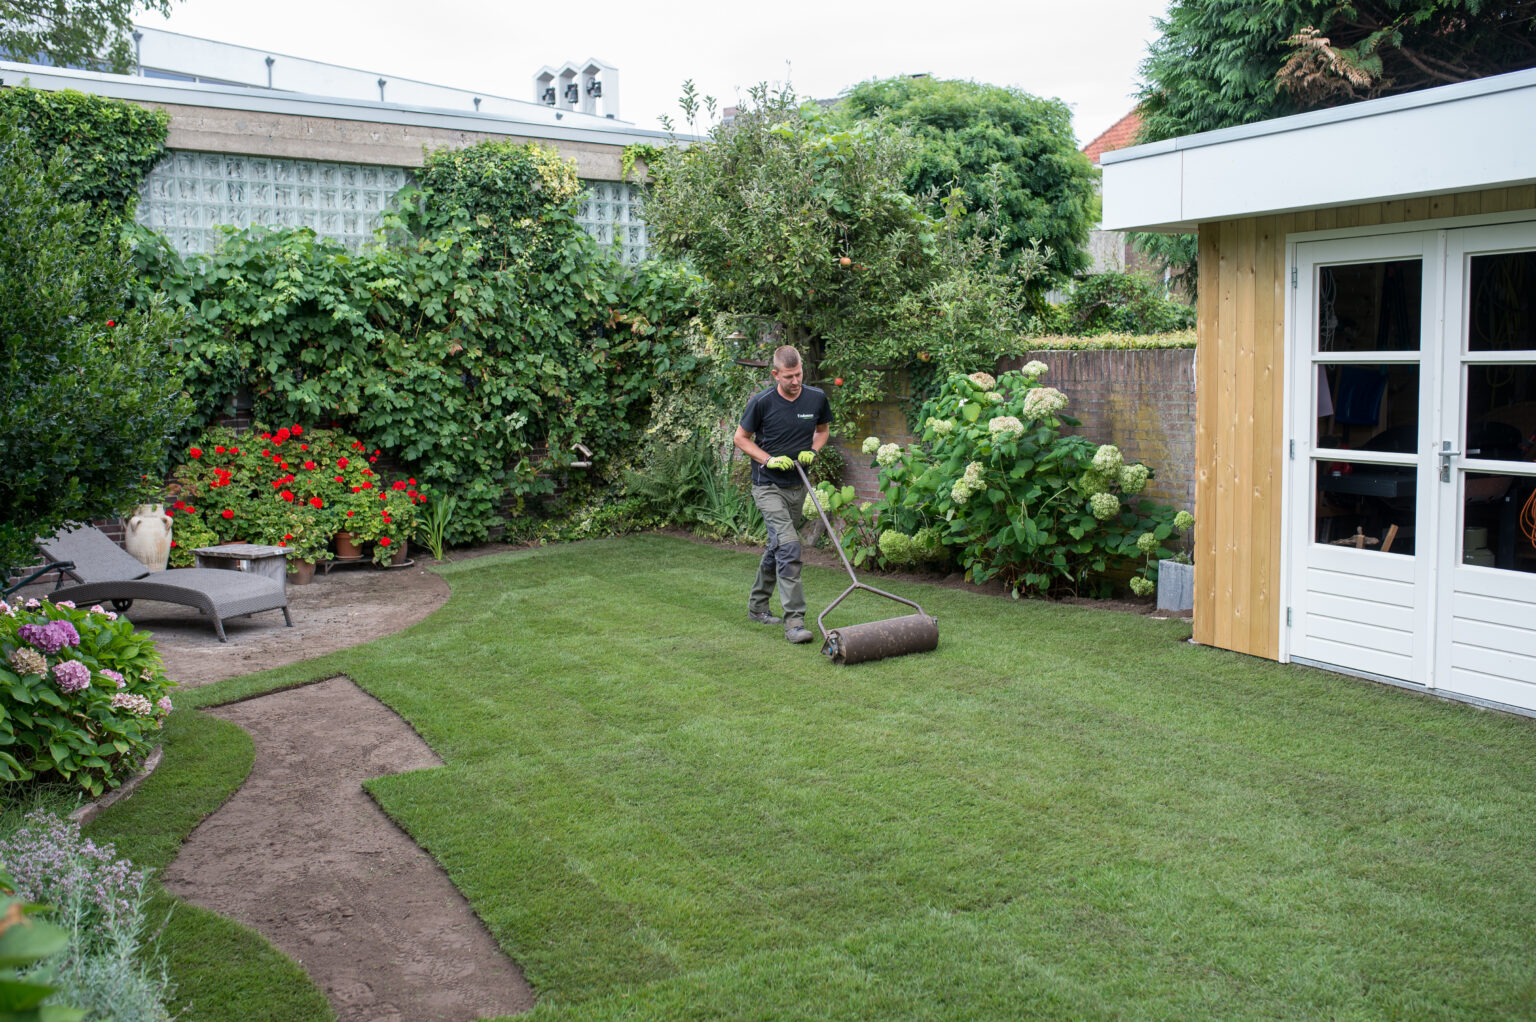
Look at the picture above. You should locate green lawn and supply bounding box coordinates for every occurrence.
[93,535,1536,1020]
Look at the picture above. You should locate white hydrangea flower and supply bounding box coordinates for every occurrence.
[1136,532,1159,555]
[988,415,1025,442]
[861,436,881,455]
[987,392,1004,404]
[1174,510,1195,530]
[950,480,972,504]
[1089,492,1121,521]
[967,372,996,390]
[1078,469,1112,496]
[962,461,984,485]
[1021,360,1049,379]
[1022,387,1068,419]
[1129,576,1155,597]
[1119,463,1150,495]
[1091,445,1124,474]
[928,418,956,436]
[876,443,902,468]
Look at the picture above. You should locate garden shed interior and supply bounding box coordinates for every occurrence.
[1104,68,1536,715]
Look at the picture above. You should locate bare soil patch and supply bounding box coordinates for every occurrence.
[164,677,535,1022]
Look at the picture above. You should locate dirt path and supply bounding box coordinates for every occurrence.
[163,677,537,1022]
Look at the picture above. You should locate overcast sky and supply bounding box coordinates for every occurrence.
[149,0,1169,145]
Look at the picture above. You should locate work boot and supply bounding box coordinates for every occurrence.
[748,609,783,625]
[785,621,814,644]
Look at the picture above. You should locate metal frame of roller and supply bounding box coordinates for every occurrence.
[795,463,939,664]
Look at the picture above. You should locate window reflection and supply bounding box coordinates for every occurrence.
[1318,260,1422,353]
[1315,364,1419,453]
[1315,461,1416,555]
[1462,472,1536,573]
[1465,364,1536,462]
[1468,251,1536,352]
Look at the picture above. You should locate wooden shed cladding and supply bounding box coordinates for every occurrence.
[1192,185,1536,659]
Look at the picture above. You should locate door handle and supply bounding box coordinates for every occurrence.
[1439,440,1461,482]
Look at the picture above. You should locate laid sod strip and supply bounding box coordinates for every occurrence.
[100,536,1536,1020]
[87,708,334,1021]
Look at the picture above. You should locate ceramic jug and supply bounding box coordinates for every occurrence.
[125,504,173,572]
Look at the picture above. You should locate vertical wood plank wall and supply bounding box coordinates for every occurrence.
[1192,185,1536,659]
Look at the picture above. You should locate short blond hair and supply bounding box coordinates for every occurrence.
[772,345,801,370]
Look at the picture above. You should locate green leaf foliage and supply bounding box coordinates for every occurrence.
[849,368,1192,596]
[1137,0,1536,143]
[0,86,168,229]
[0,110,191,577]
[0,600,175,797]
[128,138,703,543]
[0,0,173,75]
[835,75,1098,282]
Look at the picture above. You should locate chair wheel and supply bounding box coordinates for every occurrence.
[112,599,133,612]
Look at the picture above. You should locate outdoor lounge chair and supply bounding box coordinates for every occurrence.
[37,526,292,642]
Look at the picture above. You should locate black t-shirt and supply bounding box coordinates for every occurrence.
[740,384,831,486]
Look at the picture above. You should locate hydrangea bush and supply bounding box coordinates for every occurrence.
[0,599,174,796]
[856,367,1192,597]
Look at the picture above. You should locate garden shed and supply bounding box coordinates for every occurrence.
[1102,68,1536,715]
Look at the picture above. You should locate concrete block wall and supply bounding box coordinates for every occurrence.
[831,350,1198,516]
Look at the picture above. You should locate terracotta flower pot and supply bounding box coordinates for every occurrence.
[334,531,361,559]
[387,538,409,566]
[288,559,316,586]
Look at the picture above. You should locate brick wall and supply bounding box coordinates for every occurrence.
[831,350,1198,516]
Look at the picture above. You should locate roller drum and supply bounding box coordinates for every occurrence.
[821,614,939,665]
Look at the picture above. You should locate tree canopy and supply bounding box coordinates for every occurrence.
[835,75,1097,281]
[0,0,174,73]
[1138,0,1536,141]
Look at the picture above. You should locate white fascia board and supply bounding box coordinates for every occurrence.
[0,62,688,150]
[1103,67,1536,232]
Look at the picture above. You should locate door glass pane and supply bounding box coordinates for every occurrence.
[1465,363,1536,461]
[1315,460,1417,554]
[1461,472,1536,573]
[1315,363,1419,453]
[1468,251,1536,352]
[1318,260,1422,353]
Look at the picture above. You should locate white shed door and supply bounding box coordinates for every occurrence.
[1432,224,1536,706]
[1289,225,1536,710]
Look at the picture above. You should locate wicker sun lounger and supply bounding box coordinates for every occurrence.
[38,526,292,642]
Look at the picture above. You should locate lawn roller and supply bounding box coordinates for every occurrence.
[795,462,939,665]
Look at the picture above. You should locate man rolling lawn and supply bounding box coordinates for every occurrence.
[733,345,831,644]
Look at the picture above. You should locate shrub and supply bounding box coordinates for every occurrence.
[0,110,190,580]
[1065,271,1195,336]
[0,600,174,797]
[0,810,172,1020]
[860,367,1192,597]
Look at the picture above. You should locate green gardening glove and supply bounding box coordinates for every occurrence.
[765,455,794,471]
[797,450,816,466]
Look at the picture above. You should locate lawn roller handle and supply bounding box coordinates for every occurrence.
[793,463,936,662]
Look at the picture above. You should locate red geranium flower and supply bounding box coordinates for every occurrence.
[334,475,345,484]
[408,478,416,485]
[189,447,202,459]
[378,537,391,546]
[346,510,355,518]
[369,456,378,463]
[308,497,323,509]
[185,506,196,514]
[106,319,116,327]
[169,540,176,547]
[284,533,294,540]
[291,425,303,436]
[303,461,316,470]
[300,444,309,451]
[351,486,361,493]
[230,447,240,455]
[165,509,174,517]
[281,490,295,502]
[378,493,388,501]
[338,457,349,468]
[221,509,234,519]
[361,481,373,490]
[174,501,186,509]
[279,541,287,547]
[214,445,226,454]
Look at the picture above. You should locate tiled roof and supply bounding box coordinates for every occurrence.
[1082,109,1143,165]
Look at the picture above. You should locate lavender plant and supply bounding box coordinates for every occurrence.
[0,811,171,1021]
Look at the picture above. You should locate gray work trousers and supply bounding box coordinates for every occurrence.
[749,482,808,624]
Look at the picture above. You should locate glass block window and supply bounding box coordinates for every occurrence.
[137,151,411,255]
[577,180,649,265]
